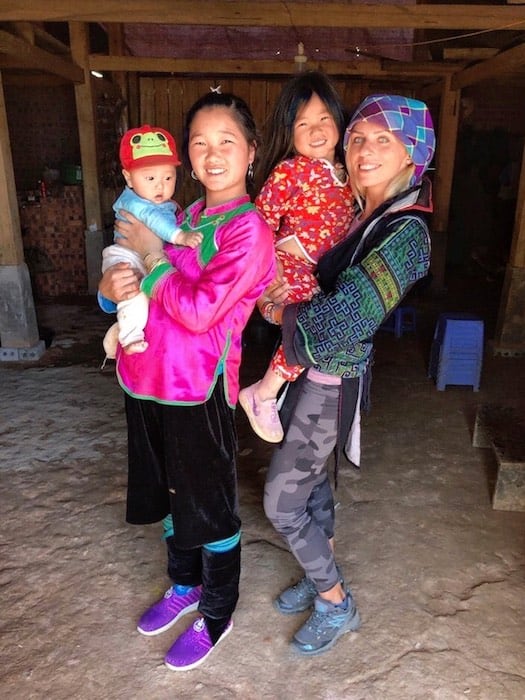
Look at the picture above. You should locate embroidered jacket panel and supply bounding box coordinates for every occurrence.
[282,180,433,378]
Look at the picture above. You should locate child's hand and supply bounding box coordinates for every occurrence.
[173,229,203,248]
[265,276,290,306]
[276,257,284,281]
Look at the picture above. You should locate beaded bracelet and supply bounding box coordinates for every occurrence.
[260,301,277,324]
[260,300,284,325]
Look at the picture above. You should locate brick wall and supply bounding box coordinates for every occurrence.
[5,84,80,192]
[19,186,88,298]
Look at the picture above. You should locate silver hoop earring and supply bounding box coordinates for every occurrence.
[247,163,254,179]
[191,170,199,181]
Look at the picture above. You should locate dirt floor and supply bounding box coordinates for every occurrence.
[1,269,524,700]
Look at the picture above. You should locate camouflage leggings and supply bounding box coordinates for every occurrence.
[264,378,342,593]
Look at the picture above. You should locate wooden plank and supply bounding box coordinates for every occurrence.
[452,42,525,89]
[155,77,170,131]
[139,77,156,125]
[339,80,369,113]
[90,55,378,76]
[231,78,251,107]
[166,77,184,165]
[247,80,268,141]
[0,72,69,86]
[69,20,104,293]
[90,54,465,80]
[30,23,70,53]
[106,23,128,127]
[0,72,24,265]
[509,139,525,269]
[494,267,525,355]
[430,76,460,291]
[494,142,525,353]
[11,21,34,44]
[0,28,84,82]
[443,48,498,61]
[127,71,139,128]
[2,3,525,31]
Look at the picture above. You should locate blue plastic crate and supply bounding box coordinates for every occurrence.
[436,363,482,391]
[380,305,417,338]
[428,313,484,390]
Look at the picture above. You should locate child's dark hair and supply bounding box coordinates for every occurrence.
[182,91,259,181]
[258,71,347,184]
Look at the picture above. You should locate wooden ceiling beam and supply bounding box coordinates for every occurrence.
[452,40,525,89]
[89,53,463,79]
[90,54,380,77]
[443,48,498,61]
[0,71,70,86]
[0,29,83,82]
[1,2,524,31]
[31,23,71,54]
[11,22,35,45]
[9,21,71,55]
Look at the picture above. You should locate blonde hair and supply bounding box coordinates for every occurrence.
[350,163,416,211]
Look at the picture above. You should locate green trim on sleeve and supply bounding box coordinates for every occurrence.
[140,261,172,297]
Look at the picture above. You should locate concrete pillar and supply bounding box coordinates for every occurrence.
[85,226,105,294]
[0,264,45,361]
[0,71,44,362]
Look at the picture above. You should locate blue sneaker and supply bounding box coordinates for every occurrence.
[274,576,317,614]
[292,591,361,656]
[274,566,345,614]
[137,584,201,636]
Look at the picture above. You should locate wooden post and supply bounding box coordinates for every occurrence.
[107,24,129,130]
[430,76,460,292]
[493,139,525,355]
[69,21,104,295]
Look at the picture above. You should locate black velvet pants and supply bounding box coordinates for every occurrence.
[124,383,241,644]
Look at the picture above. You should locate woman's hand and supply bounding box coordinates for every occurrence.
[115,210,164,258]
[99,262,141,304]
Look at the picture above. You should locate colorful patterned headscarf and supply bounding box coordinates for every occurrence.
[344,94,436,185]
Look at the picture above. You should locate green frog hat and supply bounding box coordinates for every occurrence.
[120,124,181,171]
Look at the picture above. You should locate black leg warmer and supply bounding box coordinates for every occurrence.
[199,543,241,644]
[165,536,203,587]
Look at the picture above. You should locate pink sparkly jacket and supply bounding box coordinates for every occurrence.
[115,195,275,407]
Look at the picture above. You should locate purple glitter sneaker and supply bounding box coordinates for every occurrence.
[136,585,202,637]
[164,616,233,671]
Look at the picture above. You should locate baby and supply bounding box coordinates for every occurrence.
[102,125,201,357]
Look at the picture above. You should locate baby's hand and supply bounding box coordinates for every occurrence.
[173,229,203,248]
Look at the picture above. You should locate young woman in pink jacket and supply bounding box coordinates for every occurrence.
[98,91,275,671]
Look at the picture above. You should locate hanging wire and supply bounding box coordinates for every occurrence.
[346,20,525,53]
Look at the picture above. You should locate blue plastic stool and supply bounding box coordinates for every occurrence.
[428,313,484,391]
[380,305,417,338]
